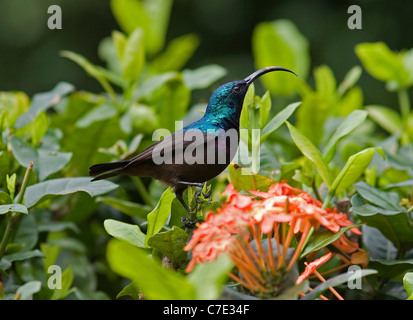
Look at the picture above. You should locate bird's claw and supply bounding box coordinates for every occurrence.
[195,189,212,205]
[181,217,198,229]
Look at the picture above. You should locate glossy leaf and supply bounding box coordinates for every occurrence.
[152,34,200,72]
[228,164,275,192]
[252,19,309,95]
[300,225,358,258]
[15,82,74,129]
[366,105,402,134]
[403,273,413,300]
[97,196,151,219]
[330,147,384,195]
[145,188,175,245]
[24,177,118,208]
[322,110,368,163]
[50,267,74,300]
[111,0,172,55]
[302,269,377,300]
[104,219,146,248]
[355,42,411,89]
[147,226,188,264]
[351,193,413,250]
[261,102,300,143]
[107,239,196,299]
[120,27,145,82]
[369,259,413,279]
[187,254,234,300]
[0,204,28,215]
[353,181,404,211]
[286,121,332,187]
[16,281,42,300]
[182,64,227,90]
[75,104,117,128]
[10,136,72,181]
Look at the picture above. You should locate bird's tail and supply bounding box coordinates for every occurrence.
[89,160,129,181]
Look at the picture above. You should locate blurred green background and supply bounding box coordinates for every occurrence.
[0,0,412,108]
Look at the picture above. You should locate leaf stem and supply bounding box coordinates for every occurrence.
[398,89,411,120]
[0,162,33,260]
[322,192,334,210]
[132,177,154,207]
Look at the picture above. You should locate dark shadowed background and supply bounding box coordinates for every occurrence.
[0,0,412,108]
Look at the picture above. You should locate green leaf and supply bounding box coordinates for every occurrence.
[369,259,413,279]
[187,253,234,300]
[135,72,190,132]
[0,204,28,215]
[111,0,172,55]
[330,147,384,196]
[29,111,49,147]
[75,104,117,128]
[351,193,413,250]
[182,64,227,90]
[50,267,74,300]
[10,136,72,181]
[15,82,74,129]
[104,219,147,248]
[121,27,145,82]
[355,42,411,89]
[97,196,151,219]
[314,65,336,100]
[228,164,275,192]
[322,110,369,163]
[252,19,309,96]
[152,33,200,73]
[24,177,118,208]
[16,281,42,300]
[116,281,141,300]
[40,244,60,273]
[0,191,12,205]
[60,51,116,97]
[354,181,404,211]
[261,102,300,143]
[6,173,16,200]
[301,269,377,300]
[145,188,175,245]
[258,91,272,128]
[107,239,196,299]
[4,249,44,262]
[366,105,403,134]
[147,226,188,264]
[300,225,358,258]
[286,121,332,187]
[403,272,413,300]
[337,65,363,96]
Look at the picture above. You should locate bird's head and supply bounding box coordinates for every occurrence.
[205,66,296,125]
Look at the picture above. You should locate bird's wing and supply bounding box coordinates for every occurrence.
[124,129,220,168]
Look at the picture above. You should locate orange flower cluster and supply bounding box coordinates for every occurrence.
[184,182,361,275]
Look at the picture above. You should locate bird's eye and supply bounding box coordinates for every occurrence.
[233,86,241,93]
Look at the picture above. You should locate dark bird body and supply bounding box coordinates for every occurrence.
[89,67,295,212]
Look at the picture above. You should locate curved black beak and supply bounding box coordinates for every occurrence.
[244,66,296,85]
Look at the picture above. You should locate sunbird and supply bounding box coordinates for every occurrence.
[89,67,295,216]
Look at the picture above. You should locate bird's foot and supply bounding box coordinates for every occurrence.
[195,188,212,205]
[181,217,198,229]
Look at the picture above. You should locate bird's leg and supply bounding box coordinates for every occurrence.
[175,188,198,229]
[175,181,212,229]
[176,181,205,189]
[175,189,191,214]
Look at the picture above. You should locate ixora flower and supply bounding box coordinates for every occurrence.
[184,182,364,298]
